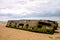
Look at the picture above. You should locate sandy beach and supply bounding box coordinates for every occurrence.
[0,22,60,40]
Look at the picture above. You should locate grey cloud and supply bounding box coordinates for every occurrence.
[0,14,13,16]
[0,13,24,18]
[22,11,60,18]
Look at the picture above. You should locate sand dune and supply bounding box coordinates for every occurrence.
[0,22,60,40]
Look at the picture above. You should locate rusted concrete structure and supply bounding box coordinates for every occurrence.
[6,20,58,34]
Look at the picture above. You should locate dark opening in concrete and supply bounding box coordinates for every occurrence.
[26,24,29,28]
[18,23,24,27]
[38,22,51,26]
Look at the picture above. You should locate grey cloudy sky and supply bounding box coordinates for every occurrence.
[0,0,60,21]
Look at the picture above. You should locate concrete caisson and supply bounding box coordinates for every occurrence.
[6,20,58,34]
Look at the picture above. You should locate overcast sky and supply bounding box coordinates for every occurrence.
[0,0,60,21]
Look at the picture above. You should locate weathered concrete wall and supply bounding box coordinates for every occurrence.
[6,20,58,34]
